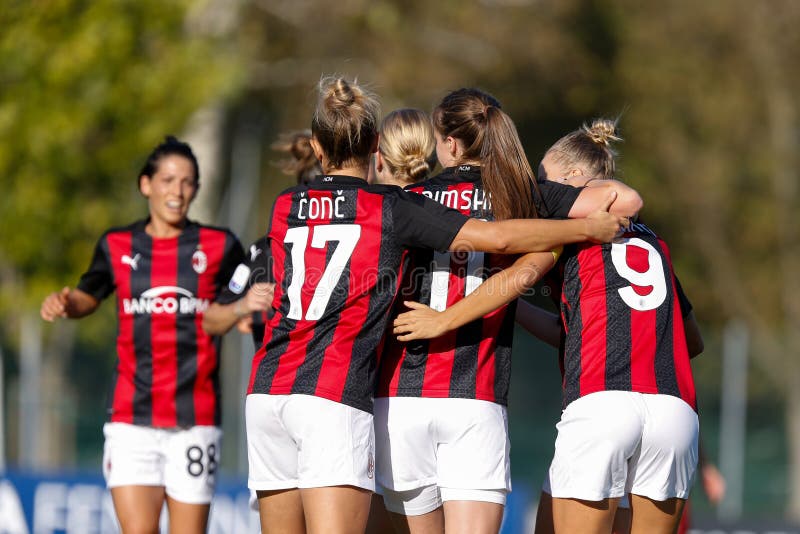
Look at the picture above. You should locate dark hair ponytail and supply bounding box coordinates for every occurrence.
[480,106,535,220]
[432,88,535,220]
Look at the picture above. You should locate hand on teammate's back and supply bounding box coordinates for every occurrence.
[393,301,448,341]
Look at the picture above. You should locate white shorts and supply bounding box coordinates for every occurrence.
[374,397,510,514]
[102,422,221,504]
[547,391,698,502]
[246,394,375,491]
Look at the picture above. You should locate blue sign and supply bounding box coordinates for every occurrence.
[0,471,259,534]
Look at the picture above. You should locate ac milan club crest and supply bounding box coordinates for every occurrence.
[192,249,207,274]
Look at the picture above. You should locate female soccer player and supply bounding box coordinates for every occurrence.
[394,119,701,534]
[376,90,643,534]
[244,76,625,534]
[40,136,245,533]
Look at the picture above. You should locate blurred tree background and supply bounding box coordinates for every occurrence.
[1,0,797,524]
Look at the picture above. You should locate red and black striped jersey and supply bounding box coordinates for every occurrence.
[559,221,696,410]
[77,219,244,427]
[217,235,274,347]
[377,166,582,405]
[247,175,468,413]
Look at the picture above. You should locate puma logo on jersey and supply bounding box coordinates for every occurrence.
[250,244,262,262]
[121,254,141,270]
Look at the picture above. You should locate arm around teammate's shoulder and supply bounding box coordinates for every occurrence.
[450,190,624,254]
[568,180,643,219]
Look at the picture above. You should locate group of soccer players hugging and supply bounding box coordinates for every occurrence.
[40,75,704,534]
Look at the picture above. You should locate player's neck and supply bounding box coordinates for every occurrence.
[323,164,368,181]
[146,217,186,239]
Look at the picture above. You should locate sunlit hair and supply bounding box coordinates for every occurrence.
[431,88,535,220]
[139,135,199,186]
[311,76,380,170]
[378,109,435,186]
[271,129,321,185]
[546,118,622,180]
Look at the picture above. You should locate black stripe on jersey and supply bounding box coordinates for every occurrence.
[395,248,434,396]
[654,249,680,397]
[176,228,199,427]
[344,198,403,412]
[131,231,153,425]
[449,251,477,396]
[450,323,481,398]
[493,300,516,404]
[252,321,293,393]
[561,255,583,407]
[603,246,632,391]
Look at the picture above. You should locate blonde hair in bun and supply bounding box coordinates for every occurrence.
[378,109,435,186]
[312,76,380,170]
[548,117,623,180]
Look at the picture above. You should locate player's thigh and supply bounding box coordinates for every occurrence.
[165,496,210,534]
[110,485,165,534]
[552,496,620,534]
[301,485,372,534]
[256,489,305,534]
[388,506,445,534]
[365,494,396,534]
[163,425,222,506]
[629,394,698,501]
[629,494,685,534]
[442,498,504,534]
[374,397,439,493]
[549,391,643,501]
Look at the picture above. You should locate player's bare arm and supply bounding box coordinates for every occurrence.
[568,179,643,219]
[393,250,556,341]
[515,300,561,348]
[40,287,99,321]
[202,282,275,335]
[451,190,625,254]
[683,310,704,358]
